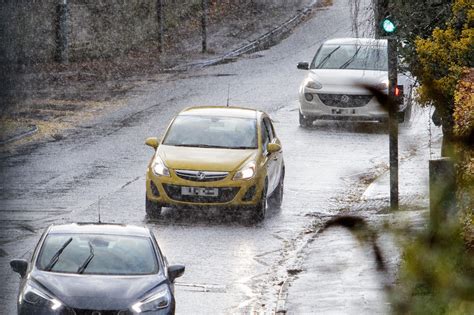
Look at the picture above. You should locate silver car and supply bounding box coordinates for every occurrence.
[297,38,413,126]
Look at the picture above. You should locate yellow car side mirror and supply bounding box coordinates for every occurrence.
[145,137,160,149]
[267,143,281,154]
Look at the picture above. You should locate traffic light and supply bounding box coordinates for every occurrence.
[394,84,403,104]
[380,14,397,37]
[382,17,396,33]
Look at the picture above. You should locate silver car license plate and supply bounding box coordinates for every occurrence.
[332,108,355,115]
[181,187,218,197]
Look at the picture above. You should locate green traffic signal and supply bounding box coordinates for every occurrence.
[382,18,396,33]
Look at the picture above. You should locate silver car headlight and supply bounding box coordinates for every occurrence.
[376,79,389,90]
[131,284,171,313]
[20,282,63,311]
[233,161,256,180]
[152,156,170,177]
[305,79,322,90]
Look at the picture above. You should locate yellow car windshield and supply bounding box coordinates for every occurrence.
[163,115,257,149]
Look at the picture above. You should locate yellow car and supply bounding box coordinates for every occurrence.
[145,106,284,221]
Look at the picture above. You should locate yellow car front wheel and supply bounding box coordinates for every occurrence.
[269,168,284,209]
[252,182,267,222]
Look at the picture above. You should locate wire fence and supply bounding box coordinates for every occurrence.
[0,0,305,64]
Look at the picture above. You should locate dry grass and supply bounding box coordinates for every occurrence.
[0,99,122,152]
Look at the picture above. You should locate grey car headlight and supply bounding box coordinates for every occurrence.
[131,284,171,313]
[152,156,170,177]
[20,282,63,311]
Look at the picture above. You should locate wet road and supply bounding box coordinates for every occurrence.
[0,0,420,313]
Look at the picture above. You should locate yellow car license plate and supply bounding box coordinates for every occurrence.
[181,187,218,197]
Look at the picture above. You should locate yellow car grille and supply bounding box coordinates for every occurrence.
[174,170,229,182]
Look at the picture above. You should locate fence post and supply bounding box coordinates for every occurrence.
[201,0,208,53]
[429,158,457,233]
[157,0,164,53]
[57,0,68,63]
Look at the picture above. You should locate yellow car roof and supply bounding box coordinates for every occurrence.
[180,106,259,119]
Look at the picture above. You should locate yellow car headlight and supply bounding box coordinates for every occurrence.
[233,161,256,180]
[152,156,170,177]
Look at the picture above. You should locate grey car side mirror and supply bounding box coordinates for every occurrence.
[168,265,185,282]
[10,259,28,278]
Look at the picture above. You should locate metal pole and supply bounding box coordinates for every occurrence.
[375,0,399,210]
[388,37,399,210]
[201,0,208,53]
[57,0,68,63]
[157,0,164,53]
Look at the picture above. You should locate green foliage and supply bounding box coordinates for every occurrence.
[391,222,474,314]
[454,70,474,251]
[390,0,453,72]
[453,70,474,138]
[415,1,473,109]
[386,3,474,312]
[412,1,473,138]
[390,0,473,139]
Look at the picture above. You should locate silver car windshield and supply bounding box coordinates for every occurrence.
[163,115,258,149]
[311,44,388,71]
[37,234,158,275]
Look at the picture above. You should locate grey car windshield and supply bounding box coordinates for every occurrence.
[37,234,158,275]
[163,115,258,149]
[311,44,388,71]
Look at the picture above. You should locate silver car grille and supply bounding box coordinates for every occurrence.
[175,170,229,182]
[317,94,373,108]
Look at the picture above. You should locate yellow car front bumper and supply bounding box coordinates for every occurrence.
[146,169,265,209]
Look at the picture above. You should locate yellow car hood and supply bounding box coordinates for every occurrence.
[157,145,258,172]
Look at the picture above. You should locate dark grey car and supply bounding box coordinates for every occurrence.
[10,223,185,315]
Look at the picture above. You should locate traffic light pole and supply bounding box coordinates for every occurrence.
[387,38,399,210]
[375,0,399,210]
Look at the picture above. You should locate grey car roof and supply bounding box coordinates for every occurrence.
[47,223,151,237]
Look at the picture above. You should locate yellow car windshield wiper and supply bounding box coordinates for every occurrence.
[174,144,228,149]
[229,146,256,149]
[45,237,73,271]
[77,241,94,274]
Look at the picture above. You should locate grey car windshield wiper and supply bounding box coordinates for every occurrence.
[315,46,341,68]
[77,241,94,274]
[339,46,361,69]
[45,237,73,271]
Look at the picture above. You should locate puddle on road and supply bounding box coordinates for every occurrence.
[176,282,227,293]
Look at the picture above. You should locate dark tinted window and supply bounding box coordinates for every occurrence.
[260,119,271,150]
[263,117,275,140]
